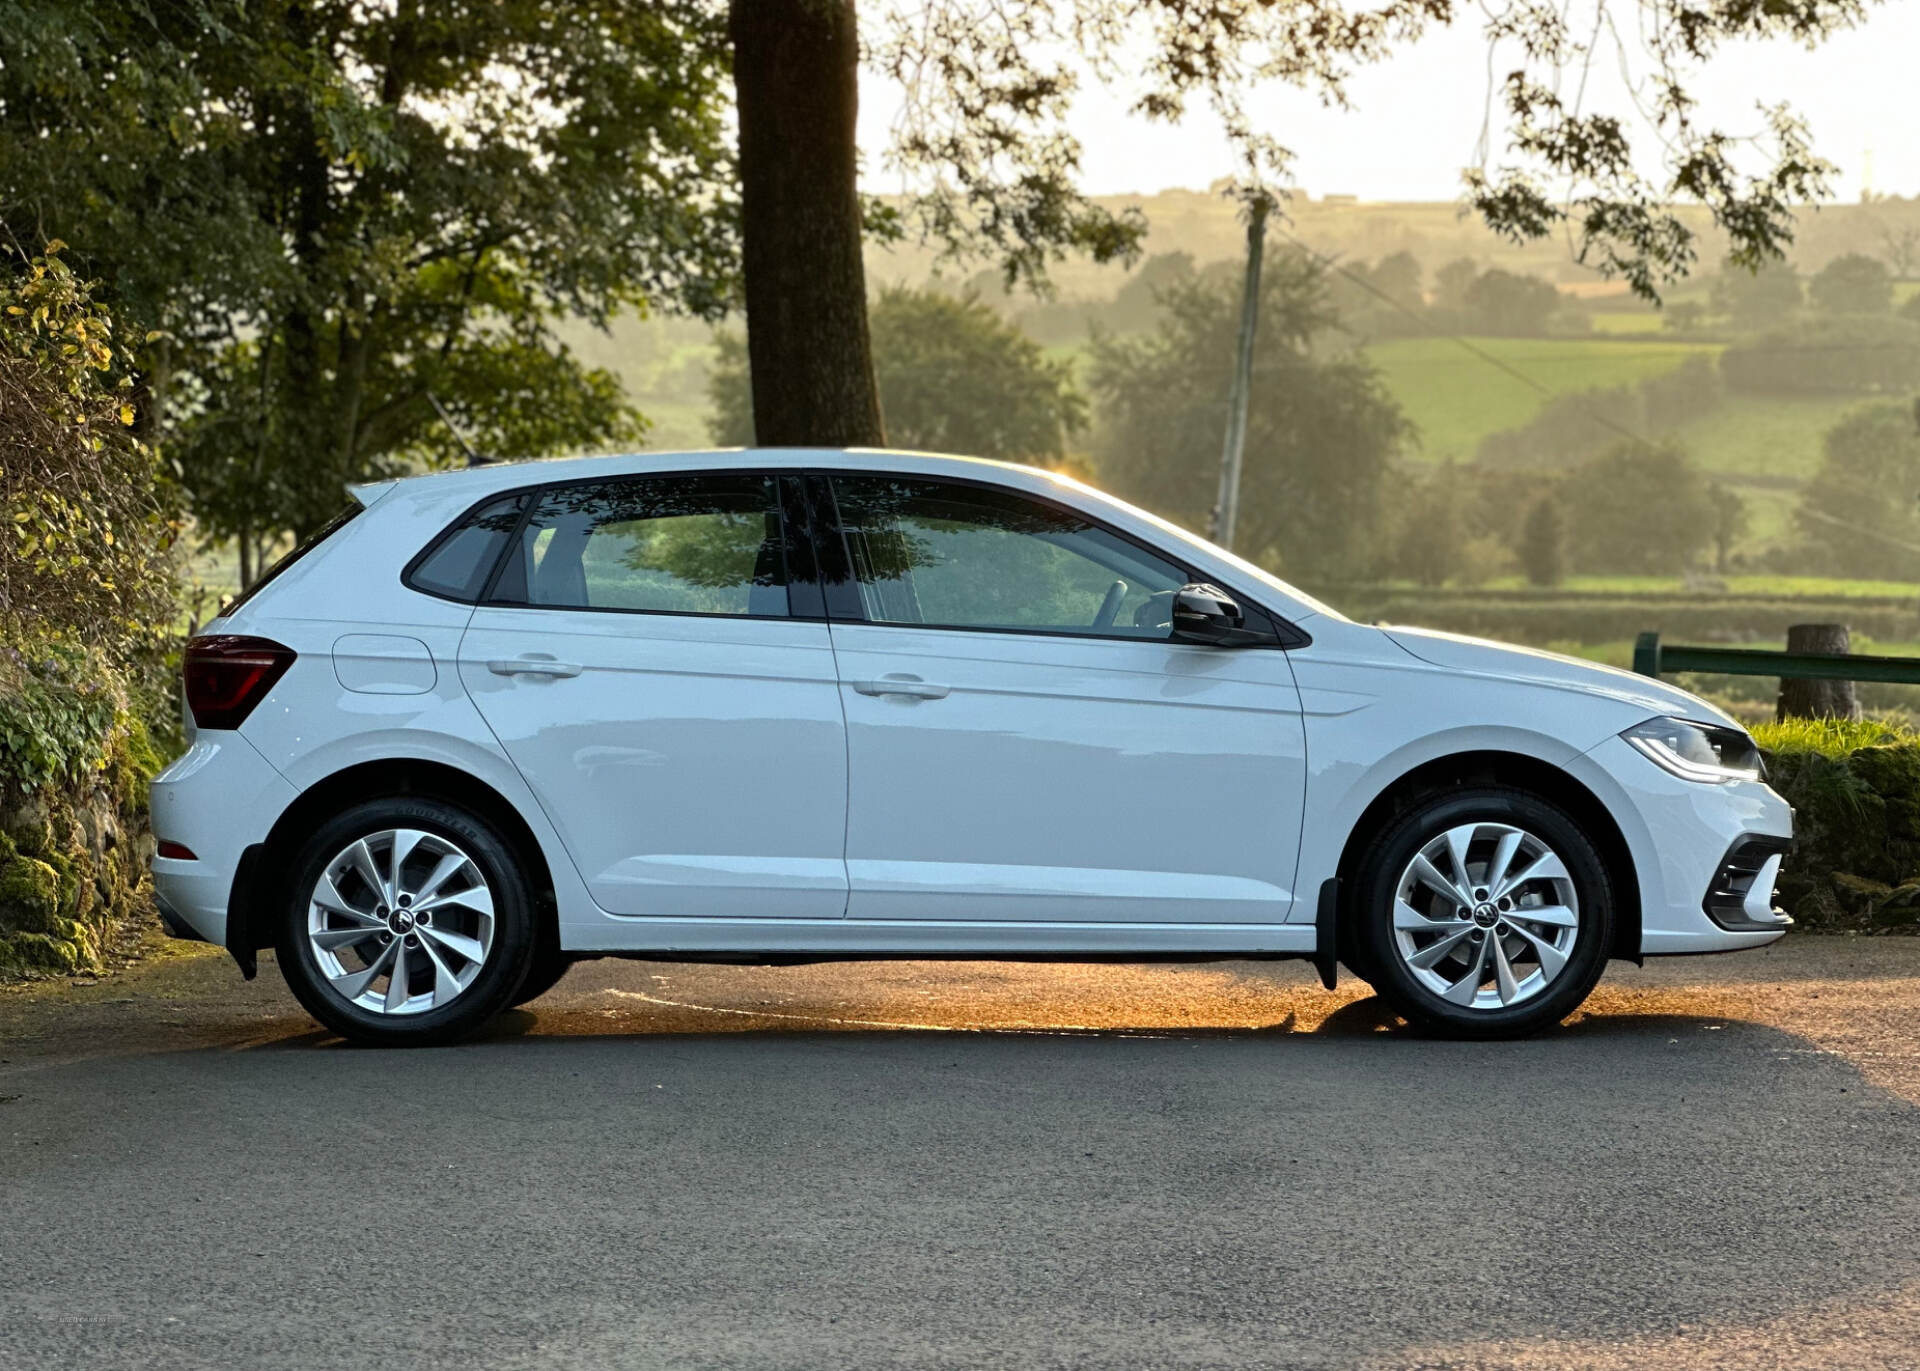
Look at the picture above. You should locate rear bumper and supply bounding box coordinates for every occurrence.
[149,734,298,948]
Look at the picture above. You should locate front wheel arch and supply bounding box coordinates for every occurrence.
[1331,751,1641,975]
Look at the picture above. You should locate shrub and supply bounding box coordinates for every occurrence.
[0,247,179,656]
[0,248,177,979]
[1754,716,1917,759]
[1758,729,1920,930]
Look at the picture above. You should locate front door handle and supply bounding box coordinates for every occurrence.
[852,674,950,700]
[487,656,582,679]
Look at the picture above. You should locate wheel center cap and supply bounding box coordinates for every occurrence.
[1472,903,1500,928]
[388,909,416,935]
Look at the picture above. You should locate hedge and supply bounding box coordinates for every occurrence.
[0,247,178,979]
[1754,719,1920,932]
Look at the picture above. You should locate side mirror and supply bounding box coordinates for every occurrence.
[1170,582,1263,646]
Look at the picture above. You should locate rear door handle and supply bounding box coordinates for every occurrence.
[487,656,582,679]
[851,674,950,700]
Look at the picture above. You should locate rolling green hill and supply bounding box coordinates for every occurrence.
[1360,334,1724,463]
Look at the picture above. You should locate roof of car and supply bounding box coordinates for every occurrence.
[354,447,1069,508]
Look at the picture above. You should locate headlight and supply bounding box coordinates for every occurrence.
[1622,717,1764,783]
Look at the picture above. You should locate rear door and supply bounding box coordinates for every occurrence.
[820,473,1309,926]
[458,472,849,920]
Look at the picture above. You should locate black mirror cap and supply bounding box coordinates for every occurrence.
[1172,582,1241,628]
[1170,582,1272,646]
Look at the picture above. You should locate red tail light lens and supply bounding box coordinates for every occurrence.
[183,635,296,730]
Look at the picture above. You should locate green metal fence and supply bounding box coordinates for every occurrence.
[1631,631,1920,685]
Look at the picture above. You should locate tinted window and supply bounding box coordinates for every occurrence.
[407,494,526,601]
[829,477,1187,637]
[496,475,788,617]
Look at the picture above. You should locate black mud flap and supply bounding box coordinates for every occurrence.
[226,843,266,980]
[1312,877,1340,991]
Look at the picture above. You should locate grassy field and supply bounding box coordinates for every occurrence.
[1668,392,1861,482]
[1361,335,1723,463]
[1584,313,1677,336]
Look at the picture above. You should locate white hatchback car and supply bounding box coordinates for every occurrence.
[150,449,1793,1045]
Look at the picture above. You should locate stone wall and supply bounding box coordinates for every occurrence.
[0,777,154,976]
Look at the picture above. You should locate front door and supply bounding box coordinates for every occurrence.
[460,472,848,919]
[823,474,1308,926]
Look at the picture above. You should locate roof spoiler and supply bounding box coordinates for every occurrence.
[347,480,398,508]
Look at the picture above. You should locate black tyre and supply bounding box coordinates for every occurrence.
[510,931,573,1007]
[1353,786,1614,1038]
[276,797,535,1046]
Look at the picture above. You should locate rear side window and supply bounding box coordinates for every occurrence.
[492,474,788,617]
[406,494,527,601]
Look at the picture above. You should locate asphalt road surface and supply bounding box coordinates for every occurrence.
[4,935,1919,1371]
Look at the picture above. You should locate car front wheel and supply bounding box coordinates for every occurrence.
[276,798,535,1046]
[1353,786,1615,1038]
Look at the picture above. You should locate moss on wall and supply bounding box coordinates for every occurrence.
[1761,736,1920,931]
[0,660,160,980]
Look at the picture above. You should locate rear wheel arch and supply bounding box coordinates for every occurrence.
[231,759,557,961]
[1332,750,1641,970]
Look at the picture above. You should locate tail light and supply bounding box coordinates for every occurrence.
[184,635,296,730]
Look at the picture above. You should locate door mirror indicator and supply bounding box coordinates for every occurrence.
[1170,583,1270,647]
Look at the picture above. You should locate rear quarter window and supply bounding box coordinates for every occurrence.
[405,494,528,602]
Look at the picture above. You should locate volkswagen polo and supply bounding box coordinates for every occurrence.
[149,449,1793,1045]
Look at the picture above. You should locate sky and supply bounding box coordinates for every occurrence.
[857,3,1920,203]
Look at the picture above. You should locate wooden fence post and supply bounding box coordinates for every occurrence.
[1778,624,1861,721]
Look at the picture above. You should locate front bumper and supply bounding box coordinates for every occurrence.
[1580,734,1794,956]
[149,733,298,948]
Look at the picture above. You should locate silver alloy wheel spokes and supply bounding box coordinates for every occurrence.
[307,829,495,1016]
[1391,821,1579,1012]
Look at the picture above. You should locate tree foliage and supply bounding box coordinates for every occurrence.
[0,247,176,655]
[1558,441,1714,575]
[710,286,1086,463]
[1810,252,1894,315]
[871,1,1869,301]
[1085,251,1411,578]
[0,0,739,568]
[1795,404,1920,580]
[1518,496,1565,586]
[1710,257,1804,329]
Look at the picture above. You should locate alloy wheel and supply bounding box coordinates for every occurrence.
[306,828,496,1016]
[1391,821,1580,1011]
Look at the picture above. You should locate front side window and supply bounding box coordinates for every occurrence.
[829,476,1187,637]
[495,474,788,617]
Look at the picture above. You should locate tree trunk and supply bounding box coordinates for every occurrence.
[1777,623,1861,721]
[729,0,884,447]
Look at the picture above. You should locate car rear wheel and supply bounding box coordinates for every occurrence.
[1353,787,1614,1038]
[510,934,574,1007]
[276,798,534,1046]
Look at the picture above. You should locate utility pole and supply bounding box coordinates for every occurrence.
[1210,192,1270,551]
